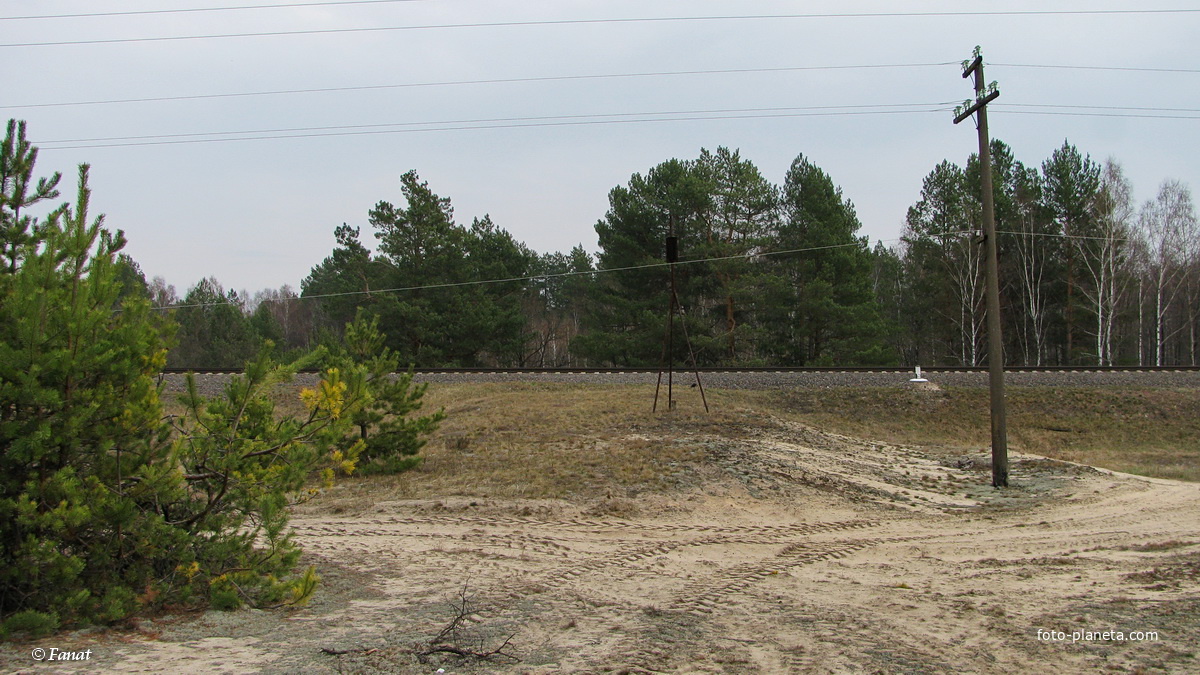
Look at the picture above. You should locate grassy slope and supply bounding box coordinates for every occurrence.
[743,385,1200,482]
[256,381,1200,505]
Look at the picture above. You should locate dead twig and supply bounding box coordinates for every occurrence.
[320,583,520,665]
[430,582,473,645]
[421,631,519,662]
[419,583,520,664]
[320,646,376,656]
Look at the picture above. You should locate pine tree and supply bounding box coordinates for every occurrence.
[579,157,716,366]
[694,147,778,361]
[1042,141,1102,363]
[168,277,258,369]
[527,246,594,366]
[767,155,892,365]
[0,120,61,275]
[0,160,179,630]
[337,311,444,474]
[302,223,383,332]
[332,171,537,366]
[1,121,373,634]
[903,160,984,365]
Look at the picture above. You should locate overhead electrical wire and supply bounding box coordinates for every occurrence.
[998,103,1200,115]
[997,109,1200,120]
[147,241,873,312]
[3,61,1193,112]
[5,9,1200,48]
[995,102,1200,120]
[991,63,1200,74]
[4,0,437,21]
[38,103,958,150]
[994,230,1131,243]
[16,6,1187,312]
[147,227,1129,312]
[8,4,1199,23]
[39,99,1200,151]
[14,2,1191,22]
[2,62,956,110]
[42,102,956,144]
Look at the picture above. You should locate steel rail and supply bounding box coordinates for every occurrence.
[160,365,1200,375]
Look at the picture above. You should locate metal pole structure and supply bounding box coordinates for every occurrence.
[954,46,1009,488]
[674,285,710,413]
[667,258,676,410]
[653,222,708,413]
[654,224,680,413]
[652,296,671,412]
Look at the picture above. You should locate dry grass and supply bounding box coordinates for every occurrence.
[364,382,1200,496]
[753,386,1200,482]
[292,383,757,507]
[169,379,1200,508]
[409,383,693,499]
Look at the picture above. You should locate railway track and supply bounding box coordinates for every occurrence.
[160,365,1200,375]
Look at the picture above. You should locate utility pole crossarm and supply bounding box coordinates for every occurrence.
[953,90,999,125]
[961,55,983,78]
[954,52,1000,125]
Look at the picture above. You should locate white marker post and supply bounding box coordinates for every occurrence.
[910,366,928,383]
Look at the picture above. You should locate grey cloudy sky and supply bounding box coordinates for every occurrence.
[6,0,1199,295]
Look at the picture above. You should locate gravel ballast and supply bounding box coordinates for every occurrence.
[160,368,1200,400]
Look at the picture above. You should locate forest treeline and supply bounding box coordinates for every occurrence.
[147,142,1199,370]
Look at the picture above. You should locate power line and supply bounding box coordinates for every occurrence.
[38,104,956,150]
[902,229,1138,244]
[40,102,954,143]
[4,0,436,21]
[2,62,955,110]
[150,241,870,312]
[6,61,1194,112]
[6,10,1199,48]
[993,62,1200,74]
[152,224,1123,312]
[995,230,1131,243]
[998,103,1200,114]
[998,110,1200,120]
[995,102,1200,120]
[3,60,1193,114]
[146,223,1143,311]
[37,99,1198,151]
[12,4,1195,23]
[43,102,955,143]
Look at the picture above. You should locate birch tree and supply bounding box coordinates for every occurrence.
[1004,161,1054,366]
[903,161,984,365]
[1080,159,1134,365]
[1138,180,1197,365]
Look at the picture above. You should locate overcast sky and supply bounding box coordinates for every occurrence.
[6,0,1199,296]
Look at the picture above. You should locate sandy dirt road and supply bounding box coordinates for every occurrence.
[5,421,1199,673]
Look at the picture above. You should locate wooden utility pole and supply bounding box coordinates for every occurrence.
[953,46,1009,488]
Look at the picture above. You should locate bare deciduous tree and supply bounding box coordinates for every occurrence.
[1138,180,1198,365]
[1080,159,1134,365]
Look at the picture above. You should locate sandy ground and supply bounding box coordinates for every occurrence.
[4,420,1199,674]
